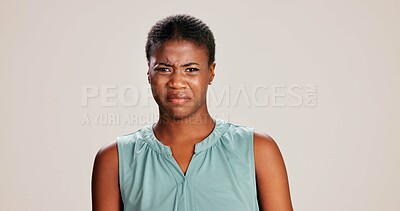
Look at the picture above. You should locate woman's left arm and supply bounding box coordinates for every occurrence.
[254,131,294,211]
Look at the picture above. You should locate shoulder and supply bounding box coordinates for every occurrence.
[253,131,281,159]
[253,130,287,176]
[94,127,145,164]
[222,120,254,138]
[93,141,119,170]
[116,126,150,147]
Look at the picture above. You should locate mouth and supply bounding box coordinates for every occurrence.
[167,93,191,105]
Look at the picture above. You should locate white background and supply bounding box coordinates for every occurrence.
[1,0,399,210]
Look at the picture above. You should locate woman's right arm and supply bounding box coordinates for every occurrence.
[91,142,122,211]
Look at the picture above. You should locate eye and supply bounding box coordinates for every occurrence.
[155,67,170,72]
[186,68,199,72]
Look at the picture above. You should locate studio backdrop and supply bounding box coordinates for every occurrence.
[1,0,399,210]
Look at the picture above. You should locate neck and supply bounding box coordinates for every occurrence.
[153,112,215,146]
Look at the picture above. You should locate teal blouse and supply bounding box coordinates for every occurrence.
[117,118,260,211]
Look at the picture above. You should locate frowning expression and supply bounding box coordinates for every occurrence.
[147,39,215,120]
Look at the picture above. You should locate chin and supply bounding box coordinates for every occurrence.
[159,102,203,121]
[161,109,196,122]
[170,111,193,120]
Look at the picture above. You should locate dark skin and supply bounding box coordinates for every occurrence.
[91,39,294,211]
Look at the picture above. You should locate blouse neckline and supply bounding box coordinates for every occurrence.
[142,118,229,155]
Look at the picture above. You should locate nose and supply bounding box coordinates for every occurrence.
[168,71,187,89]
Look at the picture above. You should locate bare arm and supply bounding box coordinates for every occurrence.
[91,142,122,211]
[254,131,293,211]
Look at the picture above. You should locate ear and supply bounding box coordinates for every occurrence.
[208,63,216,85]
[147,70,150,83]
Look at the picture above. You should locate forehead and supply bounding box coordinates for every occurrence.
[150,40,208,65]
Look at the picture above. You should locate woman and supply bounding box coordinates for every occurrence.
[92,14,293,211]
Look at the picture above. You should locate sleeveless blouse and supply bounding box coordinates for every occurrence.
[116,118,260,211]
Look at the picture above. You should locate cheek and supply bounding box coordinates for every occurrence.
[150,74,161,83]
[150,75,166,88]
[150,77,166,97]
[188,77,209,94]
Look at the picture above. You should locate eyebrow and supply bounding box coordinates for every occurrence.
[157,62,200,67]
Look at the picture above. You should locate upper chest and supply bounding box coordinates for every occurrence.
[169,145,195,175]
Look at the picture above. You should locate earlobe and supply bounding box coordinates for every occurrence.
[209,75,214,84]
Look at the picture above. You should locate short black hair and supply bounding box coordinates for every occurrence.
[145,14,215,65]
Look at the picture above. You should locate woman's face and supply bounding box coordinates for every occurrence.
[147,39,215,120]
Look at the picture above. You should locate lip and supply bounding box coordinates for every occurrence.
[167,93,191,105]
